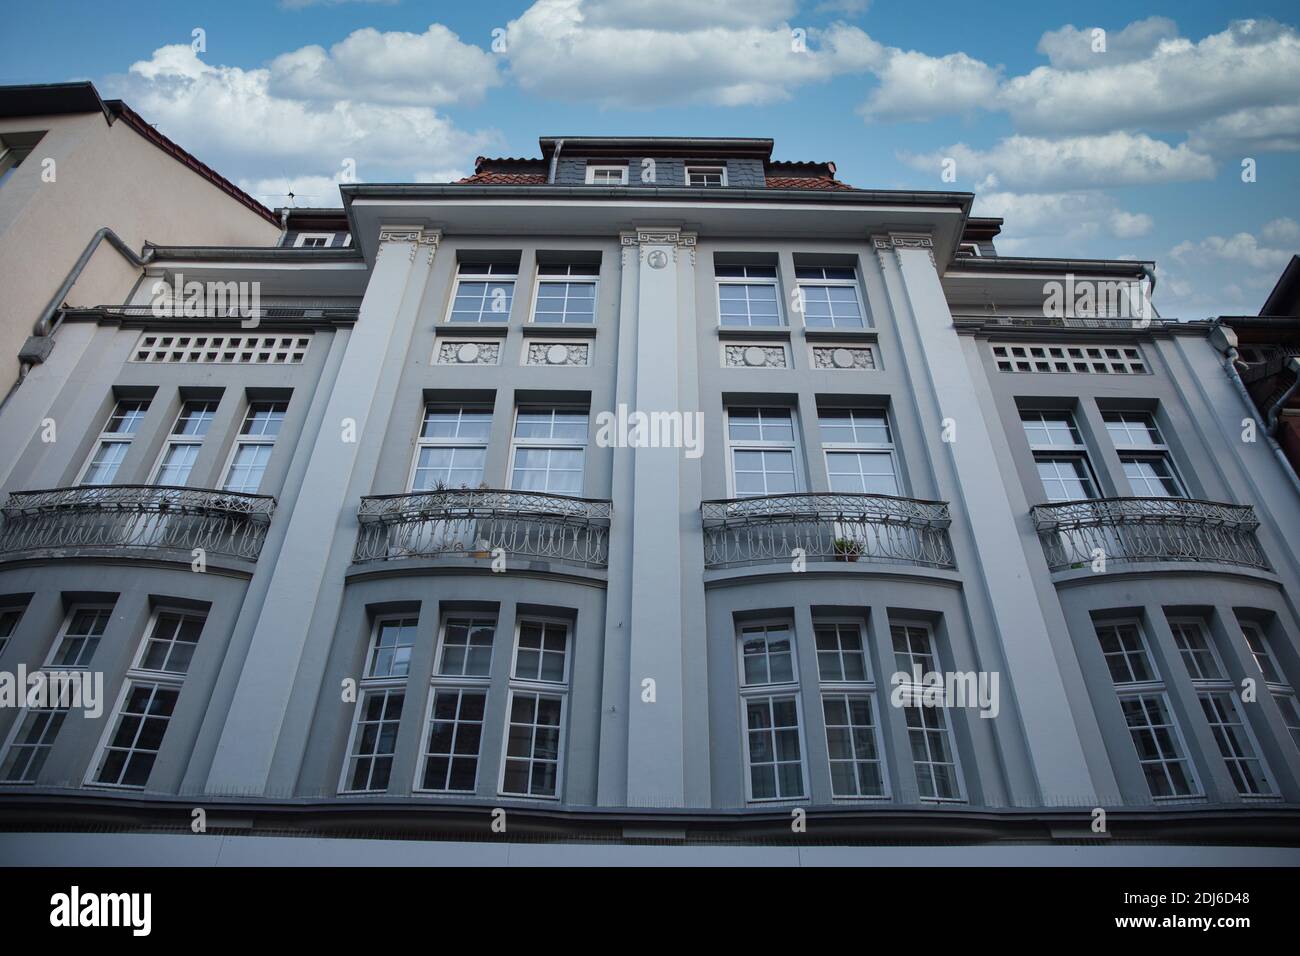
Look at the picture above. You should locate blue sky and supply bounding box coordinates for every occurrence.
[2,0,1298,319]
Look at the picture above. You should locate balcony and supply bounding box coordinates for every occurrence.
[1030,497,1270,573]
[354,489,612,569]
[700,492,955,571]
[0,486,275,563]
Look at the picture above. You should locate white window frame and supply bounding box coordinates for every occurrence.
[890,621,966,802]
[498,616,571,800]
[220,400,287,494]
[585,164,628,185]
[44,604,113,670]
[736,619,808,803]
[293,232,333,248]
[1021,409,1100,502]
[685,165,727,187]
[364,614,418,681]
[445,262,517,324]
[129,606,206,678]
[338,685,406,795]
[0,705,69,785]
[0,604,27,659]
[1168,618,1226,683]
[818,406,901,498]
[76,398,150,486]
[715,263,784,328]
[795,265,867,330]
[417,614,495,793]
[149,400,218,487]
[815,617,890,801]
[407,404,492,492]
[508,406,589,497]
[723,405,804,499]
[528,262,599,325]
[1104,411,1186,498]
[85,679,183,790]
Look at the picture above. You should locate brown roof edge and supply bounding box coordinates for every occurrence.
[103,98,280,228]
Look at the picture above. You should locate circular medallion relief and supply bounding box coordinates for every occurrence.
[456,342,481,364]
[832,348,855,369]
[546,344,569,365]
[647,249,669,270]
[743,346,767,367]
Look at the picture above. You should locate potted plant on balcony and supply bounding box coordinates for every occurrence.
[832,538,862,562]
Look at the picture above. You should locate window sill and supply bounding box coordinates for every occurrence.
[521,324,597,338]
[717,326,793,341]
[438,324,509,337]
[803,328,878,343]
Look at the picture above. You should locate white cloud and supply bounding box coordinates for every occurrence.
[580,0,797,29]
[1189,104,1300,154]
[858,50,1001,122]
[972,190,1153,244]
[902,132,1214,192]
[1035,16,1178,70]
[268,25,501,107]
[113,45,499,188]
[1170,230,1296,271]
[814,0,871,15]
[1110,210,1153,238]
[1261,217,1300,244]
[502,0,881,107]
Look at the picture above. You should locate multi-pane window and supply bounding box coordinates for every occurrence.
[48,606,112,668]
[0,605,24,658]
[135,611,204,676]
[819,408,899,496]
[92,683,180,788]
[532,263,598,324]
[1094,621,1198,799]
[1104,411,1184,497]
[510,407,588,495]
[738,622,805,801]
[342,688,404,793]
[411,405,491,491]
[716,264,782,327]
[0,708,68,784]
[222,401,286,494]
[726,407,800,498]
[686,166,725,186]
[418,616,496,793]
[1239,620,1300,752]
[816,620,886,799]
[585,165,627,185]
[151,401,217,486]
[448,262,516,323]
[79,399,150,485]
[1170,621,1223,682]
[1020,410,1098,501]
[502,619,571,798]
[796,265,865,329]
[366,617,417,679]
[891,624,962,800]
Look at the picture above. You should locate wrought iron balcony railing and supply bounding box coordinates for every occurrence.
[354,489,612,569]
[1030,497,1269,572]
[0,486,276,562]
[700,492,955,570]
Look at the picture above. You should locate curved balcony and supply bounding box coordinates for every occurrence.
[0,486,275,563]
[354,489,612,570]
[700,492,955,571]
[1030,497,1269,573]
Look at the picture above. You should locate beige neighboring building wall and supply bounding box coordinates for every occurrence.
[0,84,281,388]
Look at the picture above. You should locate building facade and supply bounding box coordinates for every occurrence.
[1,136,1298,862]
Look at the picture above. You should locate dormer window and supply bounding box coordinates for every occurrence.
[686,166,726,187]
[585,164,628,186]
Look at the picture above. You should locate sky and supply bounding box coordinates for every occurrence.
[2,0,1298,320]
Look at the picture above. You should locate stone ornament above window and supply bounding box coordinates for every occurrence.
[724,344,788,368]
[526,342,590,366]
[436,340,501,365]
[811,345,877,370]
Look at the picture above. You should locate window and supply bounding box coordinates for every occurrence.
[796,265,865,329]
[79,399,150,485]
[1094,620,1198,799]
[366,617,417,679]
[992,343,1148,375]
[0,708,68,784]
[419,688,487,792]
[1104,411,1184,497]
[737,622,805,801]
[816,620,886,799]
[819,408,899,496]
[740,623,796,686]
[448,262,516,323]
[510,407,588,496]
[411,405,491,491]
[532,263,598,324]
[342,688,404,793]
[585,165,627,185]
[151,401,217,486]
[1239,620,1300,752]
[1020,410,1098,501]
[891,624,962,800]
[0,133,40,189]
[222,401,286,493]
[1170,620,1223,682]
[726,407,800,498]
[715,264,781,327]
[501,619,571,798]
[92,683,180,788]
[685,165,726,187]
[293,233,333,248]
[48,606,112,669]
[135,610,204,676]
[0,605,24,658]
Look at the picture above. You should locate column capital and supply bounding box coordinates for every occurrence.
[377,225,442,264]
[619,227,697,265]
[870,232,936,269]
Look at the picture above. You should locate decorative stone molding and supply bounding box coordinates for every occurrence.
[378,226,441,263]
[620,228,698,266]
[871,232,936,269]
[724,344,788,369]
[526,342,590,367]
[435,340,500,365]
[811,345,877,370]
